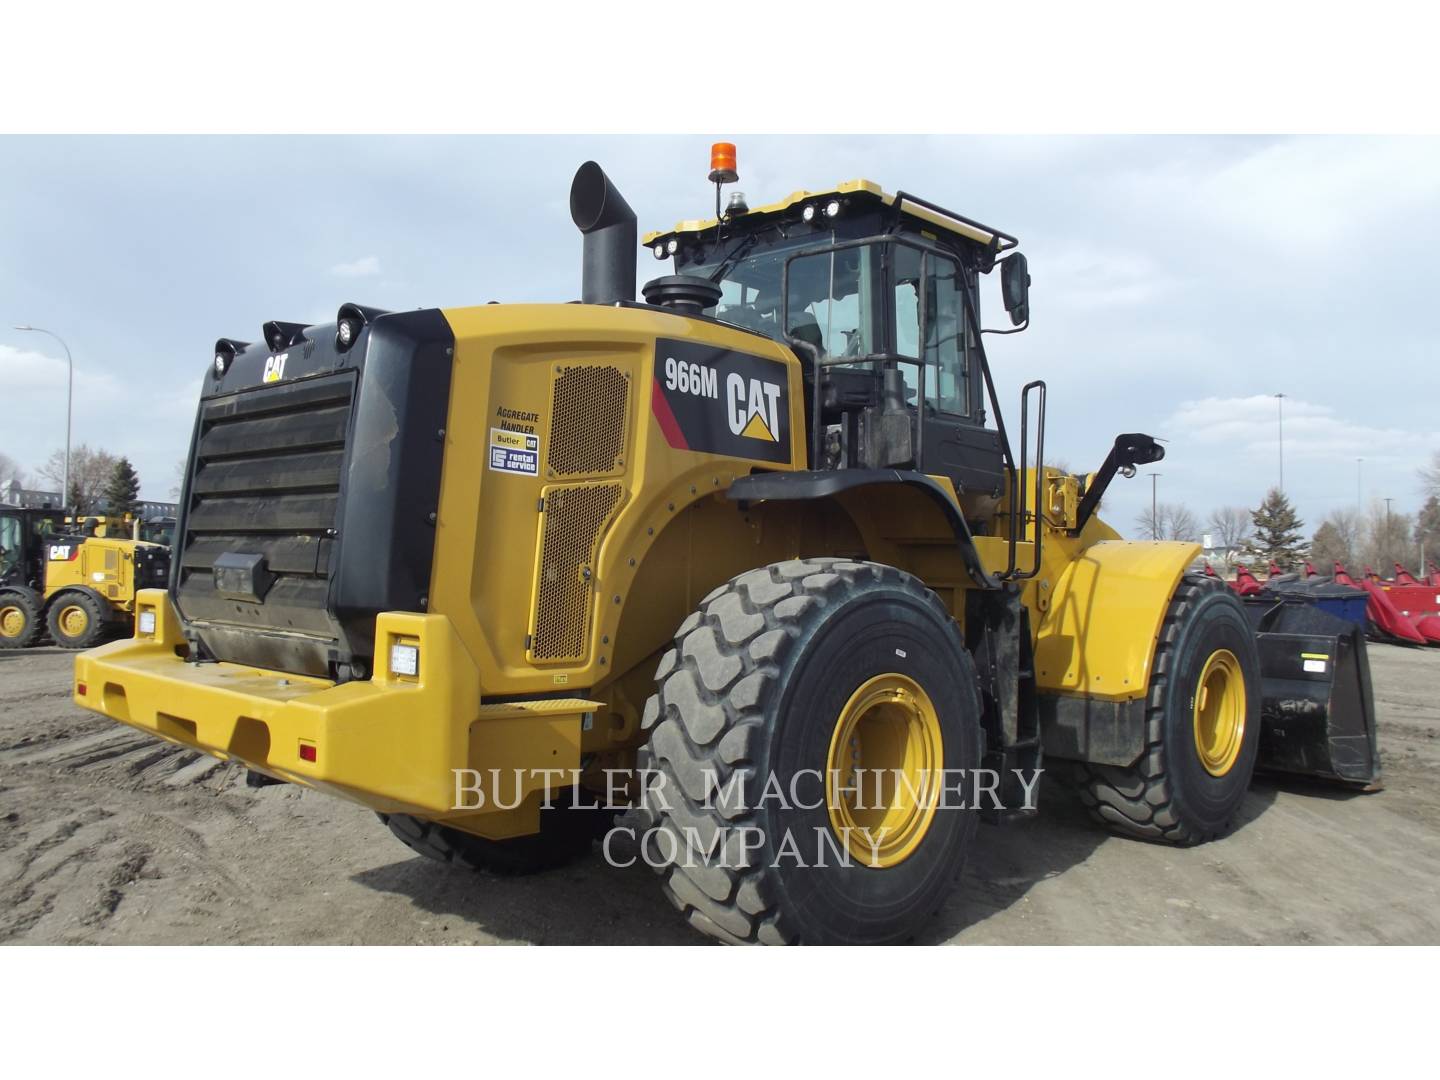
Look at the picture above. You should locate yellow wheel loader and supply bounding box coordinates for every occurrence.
[73,146,1379,944]
[1,507,170,649]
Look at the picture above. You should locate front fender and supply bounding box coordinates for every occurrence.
[1034,540,1199,700]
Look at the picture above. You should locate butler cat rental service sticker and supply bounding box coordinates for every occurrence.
[489,428,540,476]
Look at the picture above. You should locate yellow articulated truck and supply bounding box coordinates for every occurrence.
[74,146,1378,944]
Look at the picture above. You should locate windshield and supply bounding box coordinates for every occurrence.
[681,231,829,342]
[681,232,976,418]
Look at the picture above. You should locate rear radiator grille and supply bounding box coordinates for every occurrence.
[546,365,630,477]
[531,483,623,662]
[177,373,354,637]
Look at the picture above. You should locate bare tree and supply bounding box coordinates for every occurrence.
[1167,504,1200,542]
[1361,500,1414,573]
[1135,502,1199,541]
[1418,496,1440,570]
[36,444,118,514]
[0,451,23,490]
[1207,506,1252,553]
[169,457,187,500]
[1311,508,1363,570]
[1420,450,1440,502]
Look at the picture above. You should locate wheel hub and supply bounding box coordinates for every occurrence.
[825,673,944,868]
[59,604,89,638]
[1193,648,1245,777]
[1,605,24,637]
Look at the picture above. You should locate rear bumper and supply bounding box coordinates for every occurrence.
[74,591,593,834]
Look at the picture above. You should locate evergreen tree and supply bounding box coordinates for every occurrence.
[103,457,141,518]
[1245,487,1306,571]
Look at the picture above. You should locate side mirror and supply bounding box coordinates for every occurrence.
[1001,253,1030,326]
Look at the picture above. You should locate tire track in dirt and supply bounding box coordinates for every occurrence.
[0,669,257,942]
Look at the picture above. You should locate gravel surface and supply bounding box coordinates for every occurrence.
[1,642,1436,944]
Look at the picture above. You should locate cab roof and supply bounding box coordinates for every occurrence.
[641,178,1018,252]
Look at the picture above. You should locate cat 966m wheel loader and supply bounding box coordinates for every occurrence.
[74,144,1379,944]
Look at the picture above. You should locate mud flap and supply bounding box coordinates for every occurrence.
[1245,598,1381,786]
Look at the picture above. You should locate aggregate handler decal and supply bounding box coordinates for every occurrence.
[489,403,541,476]
[651,338,790,464]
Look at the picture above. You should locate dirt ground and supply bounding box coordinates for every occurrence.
[2,642,1437,945]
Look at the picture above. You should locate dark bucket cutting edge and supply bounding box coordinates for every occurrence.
[1244,596,1382,788]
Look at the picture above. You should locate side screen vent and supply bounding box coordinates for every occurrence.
[531,483,624,662]
[547,365,630,477]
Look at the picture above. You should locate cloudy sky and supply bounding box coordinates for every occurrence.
[2,135,1436,537]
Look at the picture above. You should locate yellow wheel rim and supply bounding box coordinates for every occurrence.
[825,673,944,868]
[58,604,89,638]
[1193,648,1245,777]
[1,605,24,638]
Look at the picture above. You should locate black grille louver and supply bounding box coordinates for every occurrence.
[177,372,355,646]
[173,307,455,679]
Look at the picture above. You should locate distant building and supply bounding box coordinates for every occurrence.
[1200,533,1243,568]
[2,479,63,509]
[1,480,176,518]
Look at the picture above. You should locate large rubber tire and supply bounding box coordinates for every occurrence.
[1076,573,1262,845]
[380,797,601,876]
[629,558,983,945]
[0,588,43,649]
[45,590,109,650]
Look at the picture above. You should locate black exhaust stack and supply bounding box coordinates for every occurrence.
[570,161,636,306]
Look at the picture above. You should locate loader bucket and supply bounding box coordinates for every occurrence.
[1244,597,1381,787]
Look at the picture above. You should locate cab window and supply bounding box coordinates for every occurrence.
[783,244,883,359]
[894,246,969,416]
[0,515,22,576]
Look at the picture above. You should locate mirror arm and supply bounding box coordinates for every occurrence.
[980,316,1029,336]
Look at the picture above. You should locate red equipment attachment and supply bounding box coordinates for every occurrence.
[1267,561,1283,579]
[1429,561,1440,587]
[1334,562,1429,645]
[1234,564,1265,596]
[1394,563,1419,585]
[1375,575,1440,644]
[1304,561,1319,578]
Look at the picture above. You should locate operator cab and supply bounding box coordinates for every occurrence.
[642,169,1030,509]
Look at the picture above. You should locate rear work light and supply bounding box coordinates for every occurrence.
[389,643,419,678]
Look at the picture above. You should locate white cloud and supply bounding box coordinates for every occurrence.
[0,342,123,399]
[328,255,381,277]
[1111,137,1440,258]
[1163,394,1435,467]
[0,343,195,502]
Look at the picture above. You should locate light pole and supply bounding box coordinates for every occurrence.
[15,325,73,512]
[1274,392,1285,493]
[1384,497,1394,569]
[1150,472,1162,540]
[1356,458,1363,511]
